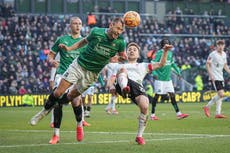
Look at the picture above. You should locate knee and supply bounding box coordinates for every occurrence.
[218,92,224,98]
[119,68,127,73]
[116,68,127,77]
[141,98,149,114]
[53,90,63,98]
[68,89,81,101]
[142,106,148,115]
[71,96,81,107]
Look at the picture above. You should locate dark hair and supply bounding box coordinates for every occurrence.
[160,39,171,48]
[112,17,125,27]
[216,40,225,45]
[127,42,140,52]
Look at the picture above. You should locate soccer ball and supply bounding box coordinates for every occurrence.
[123,11,141,28]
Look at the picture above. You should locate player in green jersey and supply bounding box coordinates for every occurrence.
[30,17,127,133]
[150,39,189,120]
[47,17,89,144]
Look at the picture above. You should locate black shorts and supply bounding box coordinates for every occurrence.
[211,80,225,91]
[115,78,146,105]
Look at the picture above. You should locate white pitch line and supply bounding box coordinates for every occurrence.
[2,129,230,137]
[1,130,230,148]
[0,135,229,148]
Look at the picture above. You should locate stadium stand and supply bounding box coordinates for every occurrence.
[0,3,229,94]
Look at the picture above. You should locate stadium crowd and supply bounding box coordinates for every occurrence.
[0,7,229,94]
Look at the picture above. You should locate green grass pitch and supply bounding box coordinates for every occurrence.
[0,102,230,153]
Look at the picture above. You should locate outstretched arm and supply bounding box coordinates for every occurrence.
[47,52,59,68]
[118,51,128,63]
[149,44,173,71]
[58,38,88,51]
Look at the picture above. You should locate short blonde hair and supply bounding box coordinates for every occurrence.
[70,17,82,24]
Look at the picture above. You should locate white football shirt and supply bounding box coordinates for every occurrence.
[207,50,227,81]
[113,63,149,85]
[106,63,119,78]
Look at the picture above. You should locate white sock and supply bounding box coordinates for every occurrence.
[216,98,223,115]
[111,96,117,111]
[150,113,155,117]
[112,102,116,111]
[117,73,128,89]
[50,109,54,123]
[77,121,83,127]
[137,113,147,137]
[81,105,85,125]
[176,112,182,116]
[54,128,60,137]
[105,103,110,110]
[105,102,112,110]
[207,95,220,107]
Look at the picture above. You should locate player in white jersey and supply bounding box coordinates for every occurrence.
[113,42,171,145]
[49,53,60,89]
[203,40,230,119]
[82,85,96,118]
[104,55,119,114]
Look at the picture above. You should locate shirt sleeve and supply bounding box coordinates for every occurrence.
[151,50,161,63]
[50,37,61,54]
[224,52,227,64]
[86,27,96,42]
[207,52,213,62]
[112,64,120,76]
[118,39,126,53]
[172,62,181,75]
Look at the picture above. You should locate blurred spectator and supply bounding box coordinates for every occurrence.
[18,85,27,95]
[87,12,97,28]
[9,80,18,94]
[0,7,229,94]
[194,73,204,91]
[181,61,191,71]
[147,44,158,62]
[21,93,34,107]
[0,3,14,18]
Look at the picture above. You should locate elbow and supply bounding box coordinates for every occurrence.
[159,62,165,67]
[155,63,164,69]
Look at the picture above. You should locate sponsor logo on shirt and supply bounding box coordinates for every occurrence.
[95,44,111,57]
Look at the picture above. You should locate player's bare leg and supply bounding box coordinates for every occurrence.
[117,68,130,98]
